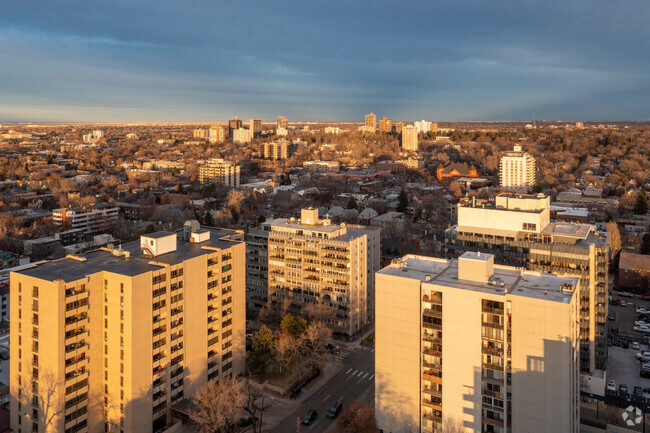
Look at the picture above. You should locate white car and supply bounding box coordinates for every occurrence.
[621,300,627,307]
[607,380,616,392]
[635,321,649,327]
[637,351,650,360]
[633,342,641,350]
[634,326,650,333]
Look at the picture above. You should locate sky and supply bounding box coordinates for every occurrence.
[0,0,648,122]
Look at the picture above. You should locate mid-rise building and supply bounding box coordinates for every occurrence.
[228,117,242,137]
[10,224,246,433]
[375,252,579,433]
[232,128,251,144]
[193,129,208,139]
[324,126,343,135]
[208,125,225,144]
[249,119,262,138]
[500,145,536,190]
[365,113,377,133]
[402,125,418,152]
[199,159,240,187]
[276,116,288,129]
[246,227,269,310]
[378,117,392,134]
[82,130,104,143]
[445,193,609,372]
[276,127,288,137]
[260,141,290,160]
[414,120,432,135]
[303,160,341,173]
[393,122,404,134]
[53,204,119,235]
[262,208,380,335]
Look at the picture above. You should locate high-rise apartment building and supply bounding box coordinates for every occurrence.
[249,119,262,138]
[500,145,536,190]
[246,227,269,311]
[276,116,288,129]
[378,117,392,134]
[445,193,609,372]
[260,141,289,160]
[375,252,580,433]
[208,126,225,144]
[365,113,377,133]
[198,159,240,187]
[261,208,380,335]
[393,122,404,134]
[232,128,251,144]
[228,117,242,137]
[402,125,418,152]
[10,224,246,433]
[414,120,432,135]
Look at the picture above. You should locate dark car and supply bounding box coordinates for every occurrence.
[622,340,630,349]
[641,369,650,378]
[620,384,629,394]
[302,410,318,425]
[608,312,616,321]
[634,386,644,399]
[328,401,343,418]
[326,343,342,355]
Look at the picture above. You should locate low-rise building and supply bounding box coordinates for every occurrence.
[619,252,650,291]
[303,160,341,173]
[52,203,119,235]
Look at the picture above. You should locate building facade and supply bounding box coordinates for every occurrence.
[263,208,380,335]
[303,160,341,173]
[260,141,289,160]
[246,227,269,310]
[375,252,580,433]
[249,119,262,138]
[208,126,225,144]
[499,145,536,189]
[10,225,246,433]
[378,117,392,134]
[228,117,242,137]
[365,113,377,133]
[276,116,288,129]
[198,159,241,187]
[402,125,418,152]
[445,193,609,373]
[232,128,251,144]
[52,204,119,235]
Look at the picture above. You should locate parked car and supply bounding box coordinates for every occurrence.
[633,342,641,350]
[622,340,630,349]
[611,299,619,306]
[328,401,343,418]
[302,410,318,425]
[637,306,648,313]
[620,384,629,394]
[621,300,627,307]
[326,343,342,355]
[640,296,650,301]
[636,351,650,360]
[643,387,650,394]
[607,380,617,392]
[634,386,644,400]
[634,326,650,333]
[641,369,650,378]
[620,292,634,298]
[608,312,616,321]
[635,321,649,327]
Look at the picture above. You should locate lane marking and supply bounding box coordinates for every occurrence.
[352,369,358,375]
[370,348,375,353]
[361,372,369,379]
[346,368,352,374]
[323,394,331,402]
[369,374,374,381]
[309,420,320,429]
[357,370,364,377]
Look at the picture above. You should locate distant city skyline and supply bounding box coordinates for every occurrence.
[0,1,648,122]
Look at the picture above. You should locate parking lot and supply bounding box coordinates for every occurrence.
[606,295,650,401]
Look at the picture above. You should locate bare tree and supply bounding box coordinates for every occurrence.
[336,401,378,433]
[16,370,66,431]
[274,331,298,375]
[440,414,467,433]
[242,379,273,433]
[191,377,244,433]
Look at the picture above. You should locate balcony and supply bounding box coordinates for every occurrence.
[483,362,504,372]
[422,399,442,411]
[482,416,504,428]
[422,361,442,371]
[482,306,504,315]
[481,321,503,330]
[422,333,442,344]
[423,308,442,318]
[423,387,442,398]
[423,322,442,331]
[481,346,503,356]
[423,411,442,423]
[423,347,441,357]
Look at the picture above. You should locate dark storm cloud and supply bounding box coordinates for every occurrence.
[0,0,648,121]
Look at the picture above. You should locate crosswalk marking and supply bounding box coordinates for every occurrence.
[361,372,369,379]
[344,369,374,381]
[357,371,364,377]
[369,374,374,381]
[346,368,352,374]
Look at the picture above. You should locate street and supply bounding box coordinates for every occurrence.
[268,345,375,433]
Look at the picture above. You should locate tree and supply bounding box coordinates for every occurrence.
[249,326,275,379]
[191,377,243,433]
[336,401,378,433]
[301,320,332,370]
[204,211,214,226]
[273,331,298,375]
[396,188,409,213]
[641,234,650,255]
[242,380,273,433]
[634,192,648,215]
[15,370,66,431]
[607,221,621,260]
[280,313,307,337]
[440,415,467,433]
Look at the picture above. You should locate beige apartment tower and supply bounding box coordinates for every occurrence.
[499,145,536,189]
[378,117,392,134]
[365,113,377,133]
[375,252,580,433]
[198,158,240,187]
[264,208,380,335]
[402,125,418,152]
[10,224,246,433]
[249,119,262,138]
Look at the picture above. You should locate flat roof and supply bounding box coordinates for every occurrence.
[142,231,176,239]
[14,227,243,283]
[378,255,578,304]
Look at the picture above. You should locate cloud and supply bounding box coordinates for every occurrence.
[0,0,648,121]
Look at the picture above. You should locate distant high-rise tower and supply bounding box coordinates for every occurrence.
[365,113,377,133]
[402,125,418,152]
[276,116,288,129]
[209,125,225,144]
[499,145,536,189]
[393,122,404,134]
[193,129,208,139]
[228,117,242,137]
[249,119,262,138]
[378,117,392,134]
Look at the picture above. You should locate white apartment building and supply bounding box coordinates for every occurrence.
[499,145,536,189]
[446,193,609,373]
[263,208,380,335]
[402,125,418,152]
[209,125,225,144]
[198,159,240,187]
[52,204,119,235]
[414,120,432,135]
[232,128,251,144]
[303,160,341,173]
[376,252,580,433]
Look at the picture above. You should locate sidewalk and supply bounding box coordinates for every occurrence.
[257,361,344,432]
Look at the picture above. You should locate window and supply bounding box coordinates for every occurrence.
[32,286,39,297]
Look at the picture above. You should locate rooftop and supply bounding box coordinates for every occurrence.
[379,254,578,304]
[14,227,243,283]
